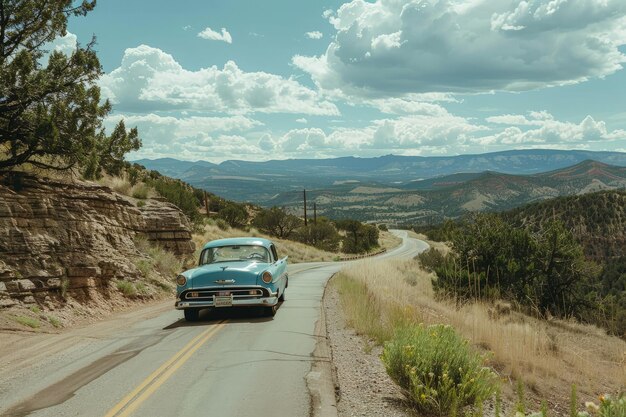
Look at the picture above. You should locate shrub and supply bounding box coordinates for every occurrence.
[147,177,202,223]
[116,280,137,297]
[381,324,497,416]
[136,282,150,296]
[416,248,445,273]
[47,315,62,328]
[218,203,248,228]
[135,259,152,278]
[336,219,380,253]
[131,184,150,199]
[215,218,230,231]
[595,394,625,417]
[253,207,302,238]
[60,278,70,299]
[14,315,40,329]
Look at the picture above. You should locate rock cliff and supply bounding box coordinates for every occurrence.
[0,175,194,309]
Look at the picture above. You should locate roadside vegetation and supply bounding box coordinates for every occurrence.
[332,258,625,415]
[415,211,625,338]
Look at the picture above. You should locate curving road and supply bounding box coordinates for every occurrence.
[0,231,428,417]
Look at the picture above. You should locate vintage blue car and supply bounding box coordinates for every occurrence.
[175,237,288,321]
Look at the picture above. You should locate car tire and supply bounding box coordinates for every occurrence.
[264,305,277,317]
[184,308,200,322]
[278,289,285,302]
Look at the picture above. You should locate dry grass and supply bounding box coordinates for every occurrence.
[334,258,626,410]
[408,230,451,255]
[192,222,338,264]
[377,230,403,253]
[96,174,156,200]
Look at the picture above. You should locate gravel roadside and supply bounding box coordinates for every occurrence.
[323,281,415,417]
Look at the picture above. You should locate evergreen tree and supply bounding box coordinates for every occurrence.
[0,0,140,175]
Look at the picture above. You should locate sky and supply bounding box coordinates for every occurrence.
[55,0,626,162]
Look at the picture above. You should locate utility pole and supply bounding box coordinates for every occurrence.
[313,202,317,225]
[204,191,210,216]
[303,189,308,226]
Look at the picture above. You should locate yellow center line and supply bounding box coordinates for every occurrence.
[103,320,227,417]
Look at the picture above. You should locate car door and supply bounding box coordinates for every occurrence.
[270,244,287,289]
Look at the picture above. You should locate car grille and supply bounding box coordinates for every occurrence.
[182,288,267,301]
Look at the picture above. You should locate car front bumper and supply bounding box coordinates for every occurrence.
[175,295,279,310]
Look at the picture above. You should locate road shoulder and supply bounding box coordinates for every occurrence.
[322,278,414,417]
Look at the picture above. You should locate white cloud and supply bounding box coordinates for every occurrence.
[272,112,625,158]
[486,111,554,126]
[296,118,308,124]
[107,113,268,161]
[305,31,323,39]
[197,27,232,44]
[100,45,339,115]
[275,114,488,156]
[116,108,626,161]
[182,25,192,31]
[365,98,450,116]
[478,113,626,145]
[294,0,626,96]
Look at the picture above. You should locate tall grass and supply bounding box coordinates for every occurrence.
[333,258,625,405]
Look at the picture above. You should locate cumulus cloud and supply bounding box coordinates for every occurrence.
[296,118,308,124]
[478,113,626,145]
[486,111,554,126]
[294,0,626,96]
[106,113,267,161]
[198,27,232,43]
[116,108,625,160]
[100,45,339,115]
[305,31,323,39]
[275,114,488,156]
[365,98,450,116]
[272,112,625,158]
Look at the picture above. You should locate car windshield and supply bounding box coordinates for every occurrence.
[200,245,270,265]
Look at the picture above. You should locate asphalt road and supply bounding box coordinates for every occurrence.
[0,231,428,417]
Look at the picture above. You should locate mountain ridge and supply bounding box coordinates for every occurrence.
[133,149,626,203]
[267,159,626,224]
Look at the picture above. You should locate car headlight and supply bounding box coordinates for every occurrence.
[176,274,187,286]
[261,271,272,284]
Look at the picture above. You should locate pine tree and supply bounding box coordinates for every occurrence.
[0,1,140,176]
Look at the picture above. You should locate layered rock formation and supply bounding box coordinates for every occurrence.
[0,175,194,308]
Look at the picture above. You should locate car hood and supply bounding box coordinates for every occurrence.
[186,261,269,288]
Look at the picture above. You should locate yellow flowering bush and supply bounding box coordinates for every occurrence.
[582,394,625,417]
[381,324,497,416]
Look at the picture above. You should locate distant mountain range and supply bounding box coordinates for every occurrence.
[264,160,626,224]
[134,149,626,204]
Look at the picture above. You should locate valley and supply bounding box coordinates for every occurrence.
[139,155,626,225]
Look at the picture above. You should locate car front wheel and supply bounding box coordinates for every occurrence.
[184,308,200,322]
[264,305,277,317]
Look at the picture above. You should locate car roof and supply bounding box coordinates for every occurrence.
[202,237,274,250]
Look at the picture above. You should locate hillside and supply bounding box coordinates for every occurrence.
[0,173,194,331]
[134,149,626,203]
[504,190,626,260]
[267,160,626,224]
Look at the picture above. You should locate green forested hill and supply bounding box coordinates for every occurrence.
[504,190,626,260]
